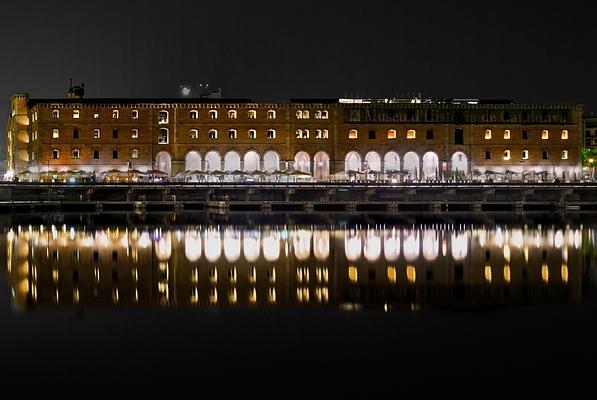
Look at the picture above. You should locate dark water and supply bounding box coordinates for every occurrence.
[1,212,596,386]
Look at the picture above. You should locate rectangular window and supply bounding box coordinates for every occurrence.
[93,129,100,139]
[52,129,60,139]
[93,111,99,119]
[504,129,511,139]
[248,129,257,139]
[368,130,376,139]
[190,129,199,139]
[52,149,59,159]
[267,129,276,139]
[503,149,511,160]
[132,110,139,119]
[112,110,119,119]
[348,129,358,139]
[112,129,118,139]
[93,149,100,159]
[485,150,491,160]
[72,149,80,159]
[132,149,139,159]
[73,129,79,139]
[158,129,169,144]
[522,149,529,160]
[73,109,80,119]
[484,129,492,140]
[387,129,397,139]
[561,130,568,140]
[426,130,433,140]
[542,130,549,139]
[562,150,568,160]
[132,129,139,139]
[542,150,548,160]
[112,149,118,159]
[190,110,198,119]
[406,129,416,139]
[522,130,528,140]
[454,129,463,145]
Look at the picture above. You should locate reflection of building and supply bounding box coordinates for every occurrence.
[3,224,589,311]
[6,91,583,182]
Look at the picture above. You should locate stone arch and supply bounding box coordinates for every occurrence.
[422,151,439,180]
[224,150,241,172]
[313,151,330,180]
[243,150,260,172]
[345,151,361,172]
[403,151,419,180]
[204,150,221,172]
[451,151,468,177]
[185,151,202,172]
[294,151,310,173]
[384,151,400,172]
[263,150,280,172]
[155,151,172,177]
[364,151,382,173]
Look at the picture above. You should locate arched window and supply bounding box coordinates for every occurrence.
[71,149,80,159]
[228,129,237,139]
[112,109,119,119]
[132,109,139,119]
[267,129,276,139]
[52,128,60,139]
[248,129,257,139]
[190,129,199,139]
[484,129,492,140]
[407,129,416,139]
[52,110,59,119]
[131,149,139,159]
[158,128,169,144]
[542,130,549,139]
[504,129,511,139]
[228,110,237,119]
[158,110,168,124]
[562,150,568,160]
[503,149,511,160]
[248,110,257,119]
[348,129,358,139]
[52,149,60,159]
[73,109,80,119]
[190,110,198,119]
[209,129,218,139]
[322,110,329,119]
[522,149,529,160]
[387,129,397,139]
[209,110,218,119]
[296,110,303,119]
[315,110,322,119]
[303,110,309,119]
[267,110,276,119]
[322,129,329,139]
[132,128,139,138]
[561,130,568,140]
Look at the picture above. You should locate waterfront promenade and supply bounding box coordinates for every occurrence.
[1,181,597,213]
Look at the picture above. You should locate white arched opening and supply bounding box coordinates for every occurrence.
[262,231,280,262]
[384,228,400,261]
[294,151,310,174]
[422,229,439,261]
[244,150,260,172]
[185,151,202,172]
[185,230,202,262]
[345,151,361,172]
[403,229,420,261]
[384,151,400,172]
[224,228,241,263]
[224,151,241,172]
[364,151,382,173]
[422,151,439,180]
[313,230,330,261]
[204,151,221,172]
[452,151,468,179]
[263,150,280,172]
[243,230,260,262]
[155,151,172,177]
[364,229,381,262]
[403,152,419,181]
[345,230,362,261]
[313,151,330,180]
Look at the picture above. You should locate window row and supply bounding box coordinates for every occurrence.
[51,109,138,120]
[295,129,329,139]
[487,149,569,160]
[158,128,277,144]
[51,148,139,159]
[484,129,568,140]
[348,129,418,140]
[50,128,139,139]
[159,109,277,123]
[296,110,329,119]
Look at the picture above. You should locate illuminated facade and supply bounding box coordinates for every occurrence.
[3,224,586,311]
[6,93,583,181]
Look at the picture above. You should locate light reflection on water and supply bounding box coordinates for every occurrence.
[2,223,595,311]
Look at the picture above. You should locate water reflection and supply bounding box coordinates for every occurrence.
[3,223,595,311]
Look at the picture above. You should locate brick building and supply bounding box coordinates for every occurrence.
[6,91,584,182]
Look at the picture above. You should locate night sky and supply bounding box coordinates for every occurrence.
[1,0,595,152]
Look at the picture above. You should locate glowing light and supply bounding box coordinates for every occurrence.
[205,229,221,262]
[384,229,400,261]
[403,230,419,261]
[293,230,311,261]
[484,265,492,283]
[542,263,549,283]
[364,229,381,262]
[451,232,468,260]
[422,230,439,261]
[313,230,329,261]
[243,231,261,262]
[348,266,358,283]
[503,265,511,284]
[511,229,524,248]
[503,244,511,262]
[387,266,397,283]
[494,227,504,248]
[554,230,563,249]
[185,231,202,262]
[223,229,241,262]
[406,265,416,284]
[156,232,172,260]
[345,230,362,261]
[262,231,280,262]
[137,232,151,248]
[561,264,568,283]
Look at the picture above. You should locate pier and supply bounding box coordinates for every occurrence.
[1,181,597,213]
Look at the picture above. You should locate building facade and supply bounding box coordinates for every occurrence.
[6,93,584,182]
